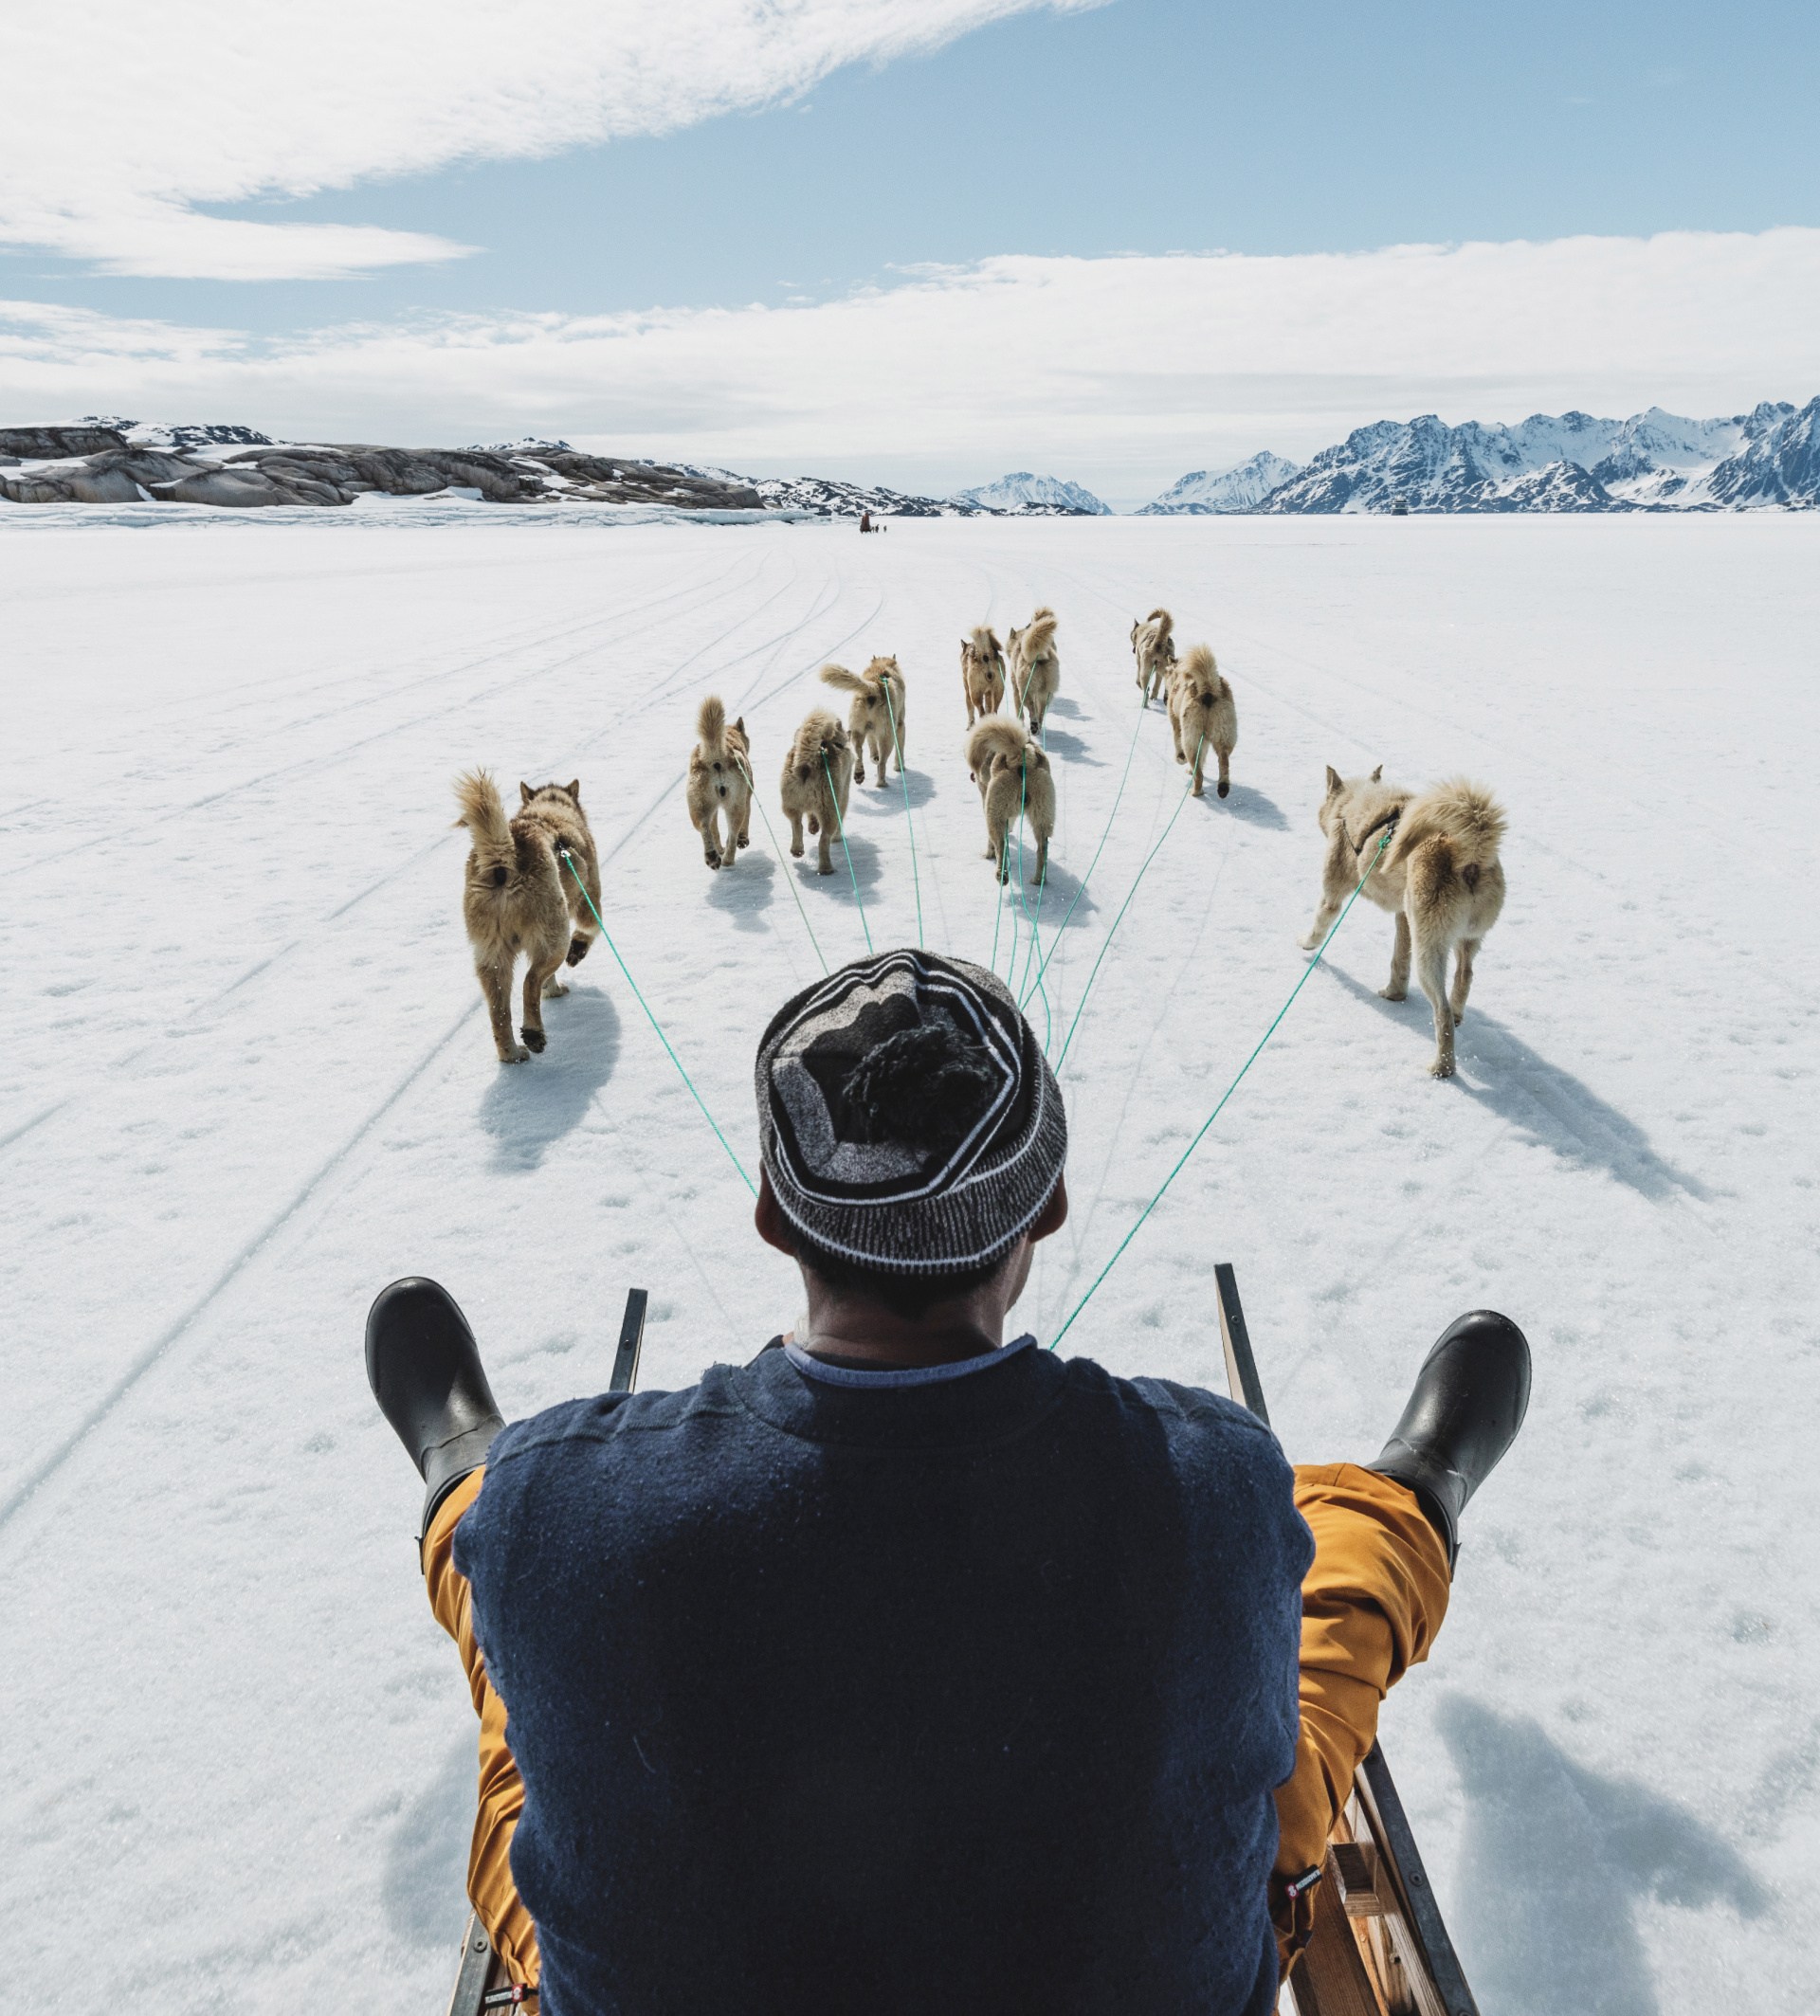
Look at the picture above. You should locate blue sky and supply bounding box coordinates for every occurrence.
[2,0,1816,497]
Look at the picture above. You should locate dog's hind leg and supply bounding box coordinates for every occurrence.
[1214,745,1231,800]
[736,794,752,851]
[1413,934,1456,1079]
[521,948,565,1053]
[479,960,529,1063]
[1380,912,1411,1000]
[1449,936,1481,1026]
[566,851,601,966]
[788,808,805,859]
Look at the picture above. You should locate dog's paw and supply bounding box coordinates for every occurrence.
[500,1044,531,1064]
[737,834,750,848]
[565,937,591,967]
[1428,1057,1456,1081]
[817,862,835,876]
[808,817,820,834]
[1297,933,1323,952]
[543,979,569,999]
[1217,780,1230,799]
[704,852,721,870]
[1378,986,1407,1002]
[520,1026,547,1054]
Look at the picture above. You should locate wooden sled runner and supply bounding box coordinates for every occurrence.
[445,1275,1476,2016]
[1216,1262,1478,2016]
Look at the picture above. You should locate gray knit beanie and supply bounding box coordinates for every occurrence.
[755,947,1067,1275]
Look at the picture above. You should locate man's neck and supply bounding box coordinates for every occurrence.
[798,1300,1004,1371]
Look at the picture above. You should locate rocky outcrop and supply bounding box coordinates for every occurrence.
[0,430,771,512]
[0,424,130,460]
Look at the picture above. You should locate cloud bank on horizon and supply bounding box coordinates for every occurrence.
[0,0,1098,280]
[4,229,1817,494]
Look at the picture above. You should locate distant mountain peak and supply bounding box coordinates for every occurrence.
[1139,451,1302,516]
[952,472,1110,516]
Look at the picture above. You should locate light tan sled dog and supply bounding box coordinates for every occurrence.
[820,657,907,786]
[1006,608,1061,734]
[966,717,1055,886]
[959,627,1006,725]
[1300,767,1508,1079]
[1167,645,1239,799]
[453,771,601,1063]
[686,695,753,870]
[780,708,856,875]
[1131,608,1174,705]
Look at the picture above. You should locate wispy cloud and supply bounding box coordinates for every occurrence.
[3,229,1815,492]
[0,0,1098,281]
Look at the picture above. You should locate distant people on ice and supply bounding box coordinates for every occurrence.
[369,947,1530,2015]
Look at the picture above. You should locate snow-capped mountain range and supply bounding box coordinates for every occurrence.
[6,402,1816,516]
[1139,453,1303,516]
[1143,400,1819,515]
[951,472,1110,516]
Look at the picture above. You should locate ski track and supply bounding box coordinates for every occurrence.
[2,517,1816,2014]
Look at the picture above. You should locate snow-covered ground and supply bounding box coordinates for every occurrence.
[2,511,1815,2013]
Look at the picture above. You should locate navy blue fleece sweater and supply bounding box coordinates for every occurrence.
[454,1338,1312,2016]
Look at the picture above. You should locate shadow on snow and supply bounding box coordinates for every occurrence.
[1438,1698,1764,2016]
[1319,965,1709,1203]
[477,983,621,1171]
[701,843,776,933]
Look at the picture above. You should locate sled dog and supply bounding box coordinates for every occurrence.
[966,717,1055,886]
[453,771,601,1063]
[1300,767,1508,1079]
[1166,645,1238,799]
[686,696,753,870]
[959,627,1006,725]
[1131,608,1174,705]
[820,657,907,786]
[780,709,856,875]
[1006,608,1060,735]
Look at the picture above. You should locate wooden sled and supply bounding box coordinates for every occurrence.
[1216,1262,1479,2016]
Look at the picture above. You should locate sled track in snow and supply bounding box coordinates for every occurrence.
[0,1004,479,1542]
[7,555,778,875]
[0,565,849,1166]
[0,572,888,1535]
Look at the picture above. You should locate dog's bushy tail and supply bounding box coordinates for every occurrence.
[970,624,1001,661]
[1392,778,1505,898]
[453,769,515,872]
[1020,608,1058,660]
[819,662,872,698]
[967,716,1030,775]
[697,694,727,751]
[1178,643,1229,697]
[1146,607,1172,635]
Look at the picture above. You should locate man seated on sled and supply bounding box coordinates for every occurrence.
[367,948,1529,2016]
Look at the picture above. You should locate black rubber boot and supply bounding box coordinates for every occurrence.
[1369,1310,1531,1572]
[365,1277,505,1539]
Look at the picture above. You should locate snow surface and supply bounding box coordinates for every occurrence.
[2,513,1816,2013]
